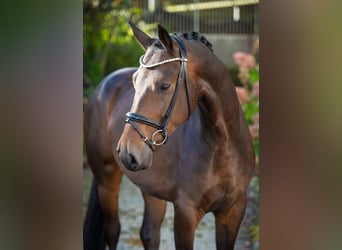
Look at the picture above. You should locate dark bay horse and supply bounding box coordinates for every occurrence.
[84,22,255,250]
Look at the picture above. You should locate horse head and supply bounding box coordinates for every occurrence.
[117,22,208,171]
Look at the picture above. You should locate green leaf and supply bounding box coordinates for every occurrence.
[243,100,259,125]
[249,68,259,83]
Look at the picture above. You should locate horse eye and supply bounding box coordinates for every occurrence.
[159,82,171,92]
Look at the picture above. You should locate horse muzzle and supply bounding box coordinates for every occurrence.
[116,141,153,171]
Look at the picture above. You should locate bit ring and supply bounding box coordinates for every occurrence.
[151,130,168,146]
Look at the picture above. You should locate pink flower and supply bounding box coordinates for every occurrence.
[251,82,259,98]
[233,51,256,70]
[235,87,249,104]
[238,67,250,85]
[252,114,259,124]
[249,124,259,139]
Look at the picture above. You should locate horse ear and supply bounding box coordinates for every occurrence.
[158,24,174,54]
[129,21,154,50]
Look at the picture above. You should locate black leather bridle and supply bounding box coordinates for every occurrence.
[125,35,191,151]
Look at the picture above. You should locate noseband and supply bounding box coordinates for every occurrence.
[125,35,191,151]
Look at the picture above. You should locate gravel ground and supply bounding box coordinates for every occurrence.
[83,168,258,250]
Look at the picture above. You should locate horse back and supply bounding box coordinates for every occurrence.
[84,68,136,171]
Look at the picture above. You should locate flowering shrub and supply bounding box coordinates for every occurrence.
[233,49,259,164]
[233,51,256,86]
[233,41,259,250]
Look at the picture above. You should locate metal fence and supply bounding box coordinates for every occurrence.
[134,0,259,35]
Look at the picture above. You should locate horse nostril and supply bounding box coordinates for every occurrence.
[128,153,137,165]
[120,151,148,171]
[122,153,142,171]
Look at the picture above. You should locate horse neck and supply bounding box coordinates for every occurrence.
[191,49,240,145]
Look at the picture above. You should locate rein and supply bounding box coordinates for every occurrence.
[125,35,191,151]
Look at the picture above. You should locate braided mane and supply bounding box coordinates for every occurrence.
[177,31,214,52]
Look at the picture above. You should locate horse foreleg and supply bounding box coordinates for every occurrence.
[96,164,123,250]
[173,201,204,250]
[140,192,167,250]
[214,193,247,250]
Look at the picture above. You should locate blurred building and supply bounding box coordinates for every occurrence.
[133,0,259,66]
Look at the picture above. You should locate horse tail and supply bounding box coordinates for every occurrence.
[83,178,106,250]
